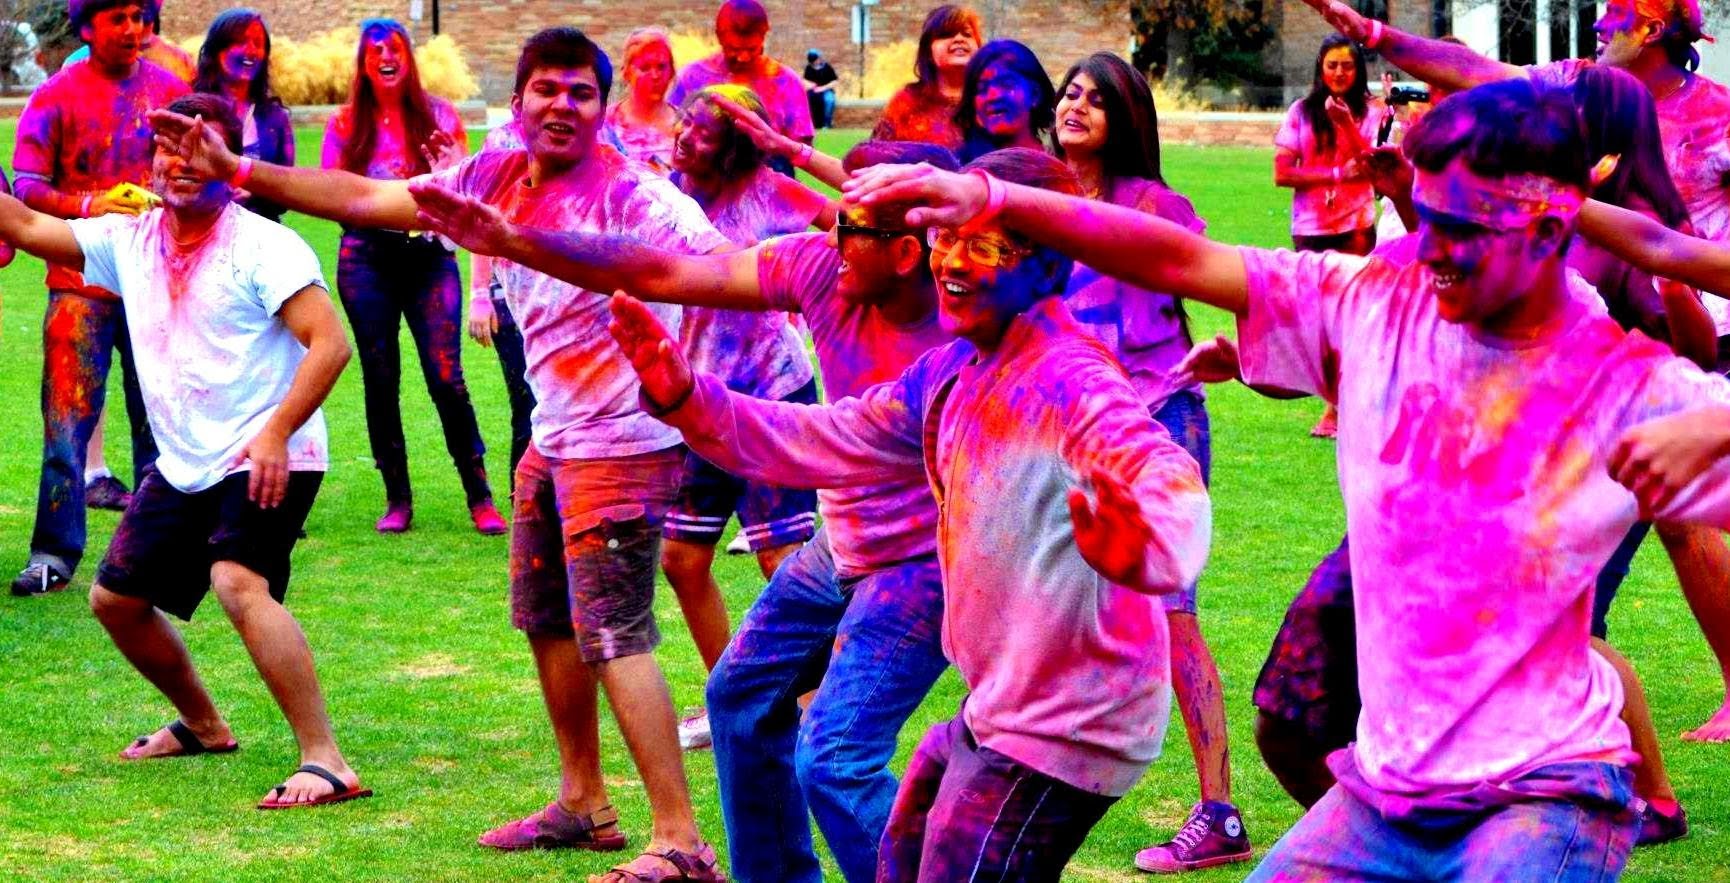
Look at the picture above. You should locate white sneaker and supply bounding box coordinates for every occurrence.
[724,533,751,555]
[678,709,712,751]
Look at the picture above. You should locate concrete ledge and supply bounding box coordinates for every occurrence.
[0,96,490,124]
[830,101,1282,147]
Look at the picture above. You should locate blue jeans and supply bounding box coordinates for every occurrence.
[707,527,948,883]
[1249,764,1638,882]
[487,289,535,495]
[1150,390,1210,613]
[1590,521,1652,640]
[31,291,156,573]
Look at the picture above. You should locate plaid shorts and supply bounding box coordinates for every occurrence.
[664,379,819,552]
[1251,535,1360,749]
[508,446,681,663]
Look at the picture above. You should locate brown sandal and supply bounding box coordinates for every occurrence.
[479,802,628,851]
[589,843,726,882]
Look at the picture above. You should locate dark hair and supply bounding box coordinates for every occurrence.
[68,0,140,34]
[911,5,983,94]
[194,9,281,111]
[841,139,962,174]
[716,0,770,35]
[166,92,243,153]
[514,26,614,104]
[1571,65,1689,228]
[1302,35,1370,154]
[963,147,1082,290]
[1405,79,1589,193]
[681,85,769,179]
[955,40,1056,160]
[338,19,439,176]
[1052,52,1164,186]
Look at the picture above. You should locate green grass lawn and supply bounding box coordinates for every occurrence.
[0,125,1724,881]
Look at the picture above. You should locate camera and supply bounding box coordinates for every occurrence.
[1387,85,1432,106]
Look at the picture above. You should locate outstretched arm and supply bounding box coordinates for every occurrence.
[845,163,1249,314]
[0,191,84,268]
[609,293,925,488]
[1579,200,1730,298]
[408,179,769,310]
[152,109,418,229]
[1300,0,1522,92]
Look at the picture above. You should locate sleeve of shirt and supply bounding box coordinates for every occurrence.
[1055,348,1212,593]
[659,366,927,489]
[630,175,732,255]
[66,214,125,291]
[755,232,835,314]
[13,80,60,182]
[1274,103,1304,155]
[251,222,328,314]
[1627,359,1730,527]
[1234,246,1371,401]
[778,68,816,139]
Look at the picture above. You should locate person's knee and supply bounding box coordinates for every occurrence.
[210,563,274,622]
[704,653,749,720]
[89,584,149,627]
[661,540,715,589]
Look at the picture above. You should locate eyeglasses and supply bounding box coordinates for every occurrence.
[926,228,1031,269]
[835,221,908,242]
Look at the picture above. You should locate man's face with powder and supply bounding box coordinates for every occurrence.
[1414,159,1573,328]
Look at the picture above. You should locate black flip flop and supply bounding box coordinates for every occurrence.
[257,763,374,810]
[122,720,239,759]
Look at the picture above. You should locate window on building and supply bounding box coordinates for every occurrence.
[1432,0,1454,37]
[1499,0,1537,64]
[1355,0,1390,21]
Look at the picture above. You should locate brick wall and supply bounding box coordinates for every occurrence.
[161,0,1132,104]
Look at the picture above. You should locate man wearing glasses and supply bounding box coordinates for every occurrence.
[411,140,964,883]
[601,146,1211,880]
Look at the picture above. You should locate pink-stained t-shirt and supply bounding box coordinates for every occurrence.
[1066,177,1208,408]
[681,165,823,400]
[426,147,730,459]
[13,58,188,296]
[871,84,964,151]
[655,296,1210,795]
[602,102,678,175]
[321,96,466,181]
[1275,98,1387,237]
[481,119,525,153]
[69,204,329,492]
[1236,245,1730,797]
[756,231,952,576]
[670,54,815,142]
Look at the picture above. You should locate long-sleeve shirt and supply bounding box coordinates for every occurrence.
[655,295,1211,795]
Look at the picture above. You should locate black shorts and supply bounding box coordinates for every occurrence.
[95,467,322,621]
[1252,535,1361,749]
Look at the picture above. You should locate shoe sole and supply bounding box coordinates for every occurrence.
[1135,848,1253,873]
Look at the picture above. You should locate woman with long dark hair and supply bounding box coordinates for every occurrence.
[1274,35,1385,255]
[193,8,292,222]
[871,4,982,150]
[954,39,1055,163]
[322,19,502,535]
[1050,50,1252,875]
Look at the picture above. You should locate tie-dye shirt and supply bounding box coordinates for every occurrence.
[13,58,188,296]
[68,204,328,492]
[655,296,1211,795]
[1236,245,1730,798]
[1275,98,1388,237]
[757,232,952,576]
[681,165,822,400]
[424,147,730,459]
[1065,177,1207,408]
[669,54,814,142]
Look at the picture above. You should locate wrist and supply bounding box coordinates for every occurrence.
[642,377,696,418]
[229,156,254,189]
[1365,18,1387,49]
[78,194,92,217]
[959,169,1008,236]
[792,141,814,168]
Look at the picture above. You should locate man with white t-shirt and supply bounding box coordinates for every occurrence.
[0,92,364,809]
[845,79,1730,880]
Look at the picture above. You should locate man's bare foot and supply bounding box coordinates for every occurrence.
[1682,699,1730,742]
[258,760,368,808]
[119,719,237,760]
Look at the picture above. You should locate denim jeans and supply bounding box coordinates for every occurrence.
[336,230,491,506]
[876,716,1118,883]
[1590,521,1652,640]
[1248,763,1638,882]
[707,527,948,883]
[1150,389,1210,613]
[31,290,155,572]
[488,288,535,494]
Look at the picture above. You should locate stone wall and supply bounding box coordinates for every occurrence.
[162,0,1133,105]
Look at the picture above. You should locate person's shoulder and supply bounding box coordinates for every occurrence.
[428,94,461,121]
[678,54,723,83]
[137,59,188,92]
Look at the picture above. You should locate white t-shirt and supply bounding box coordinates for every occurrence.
[1237,245,1730,797]
[70,204,330,492]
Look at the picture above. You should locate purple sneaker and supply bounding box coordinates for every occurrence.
[375,503,412,534]
[1637,801,1688,847]
[1134,801,1252,874]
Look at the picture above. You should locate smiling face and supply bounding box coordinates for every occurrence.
[672,102,727,177]
[1320,45,1357,97]
[626,43,674,103]
[974,61,1037,140]
[823,204,919,306]
[219,20,268,92]
[1055,71,1108,156]
[929,219,1046,347]
[1594,0,1655,68]
[931,28,978,76]
[1412,164,1567,328]
[83,4,146,70]
[362,29,410,96]
[515,64,604,172]
[153,141,232,214]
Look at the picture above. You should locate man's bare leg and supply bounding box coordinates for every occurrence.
[89,584,234,755]
[597,653,703,853]
[210,562,359,803]
[1593,639,1679,814]
[1655,523,1730,742]
[527,633,614,815]
[661,539,732,671]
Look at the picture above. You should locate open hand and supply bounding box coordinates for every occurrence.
[1170,335,1242,387]
[1610,409,1730,516]
[1364,146,1412,198]
[420,129,463,173]
[1300,0,1374,42]
[1069,468,1155,587]
[467,293,498,347]
[842,163,988,229]
[1325,95,1356,131]
[238,428,290,509]
[710,93,795,157]
[607,292,694,412]
[409,179,517,257]
[149,110,240,182]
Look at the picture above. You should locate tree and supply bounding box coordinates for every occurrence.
[1092,0,1276,88]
